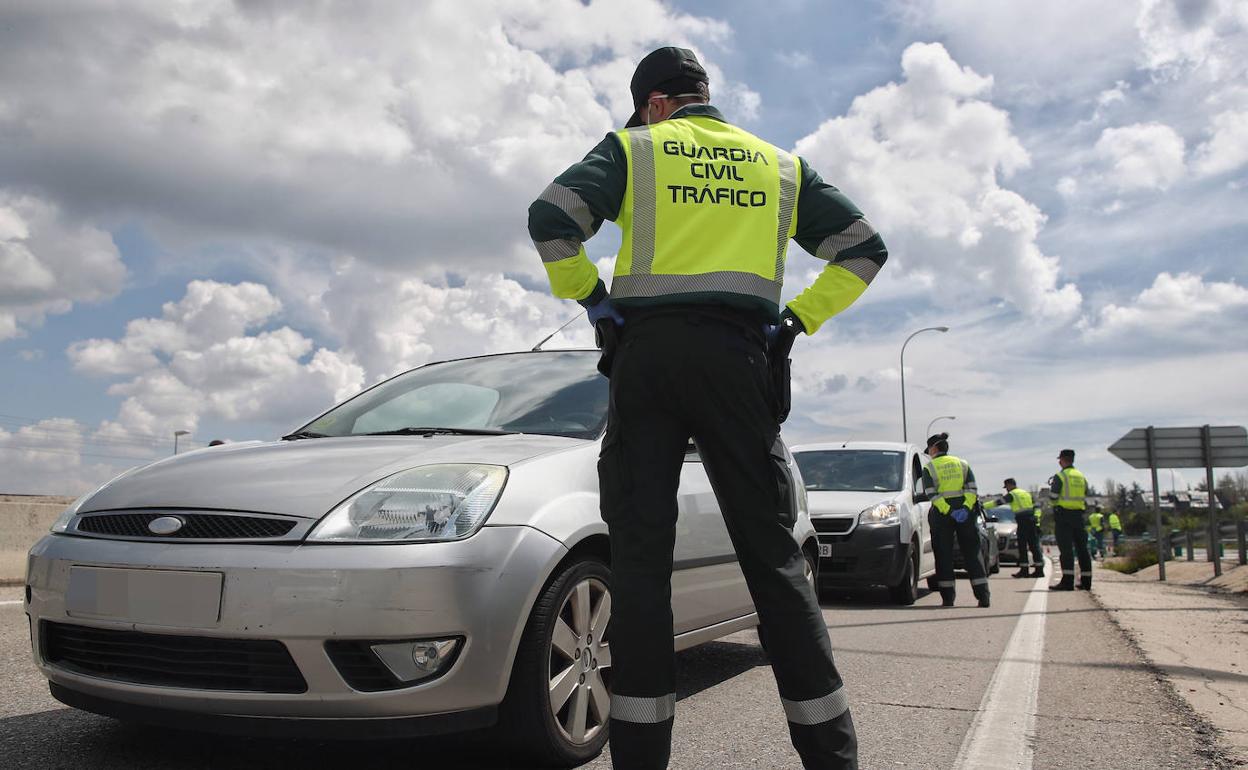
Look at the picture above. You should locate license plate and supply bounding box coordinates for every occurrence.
[66,567,223,628]
[818,543,833,558]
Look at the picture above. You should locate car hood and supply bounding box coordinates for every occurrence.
[993,521,1018,537]
[80,434,587,518]
[807,490,902,517]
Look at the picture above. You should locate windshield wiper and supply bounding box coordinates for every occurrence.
[359,426,517,437]
[281,430,330,441]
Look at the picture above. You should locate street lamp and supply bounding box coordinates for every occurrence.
[900,326,949,443]
[925,415,956,438]
[173,430,190,455]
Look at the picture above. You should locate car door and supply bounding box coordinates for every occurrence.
[911,452,937,576]
[671,443,753,634]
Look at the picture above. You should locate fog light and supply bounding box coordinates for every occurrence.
[370,638,460,683]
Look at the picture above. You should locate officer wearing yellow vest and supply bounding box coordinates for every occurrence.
[920,433,991,608]
[1108,511,1124,555]
[985,478,1044,579]
[1088,507,1106,559]
[1049,448,1092,590]
[529,47,886,769]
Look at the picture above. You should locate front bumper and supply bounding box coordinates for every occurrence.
[25,525,565,723]
[816,522,908,587]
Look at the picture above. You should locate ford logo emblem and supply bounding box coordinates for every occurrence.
[148,516,185,535]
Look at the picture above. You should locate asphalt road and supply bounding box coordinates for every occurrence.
[0,564,1231,769]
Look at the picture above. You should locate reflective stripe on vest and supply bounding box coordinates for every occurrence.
[926,454,976,514]
[613,118,800,308]
[1056,467,1087,509]
[1009,488,1034,512]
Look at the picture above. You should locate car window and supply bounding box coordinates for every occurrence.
[303,351,609,440]
[794,450,905,492]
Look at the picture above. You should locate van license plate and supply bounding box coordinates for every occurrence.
[818,544,833,558]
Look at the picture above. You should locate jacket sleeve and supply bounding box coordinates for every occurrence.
[1049,474,1063,496]
[784,157,888,334]
[921,463,937,497]
[527,134,628,306]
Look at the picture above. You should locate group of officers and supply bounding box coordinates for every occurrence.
[921,434,1105,605]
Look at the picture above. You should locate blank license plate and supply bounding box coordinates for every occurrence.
[66,567,223,628]
[818,543,833,558]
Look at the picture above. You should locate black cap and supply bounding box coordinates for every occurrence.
[624,47,708,128]
[1059,448,1076,460]
[1004,478,1016,487]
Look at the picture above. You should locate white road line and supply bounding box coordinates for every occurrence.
[953,558,1051,770]
[0,599,24,606]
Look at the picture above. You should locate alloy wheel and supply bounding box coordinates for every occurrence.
[548,576,612,745]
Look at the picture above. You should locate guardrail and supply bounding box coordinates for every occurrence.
[0,496,74,584]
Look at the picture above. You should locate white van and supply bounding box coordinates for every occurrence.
[790,441,936,604]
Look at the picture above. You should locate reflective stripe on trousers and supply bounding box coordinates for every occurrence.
[611,693,676,724]
[782,687,850,726]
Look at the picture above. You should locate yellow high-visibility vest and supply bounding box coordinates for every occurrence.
[1055,467,1087,510]
[926,454,977,515]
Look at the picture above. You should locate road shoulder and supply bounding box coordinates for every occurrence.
[1092,564,1248,767]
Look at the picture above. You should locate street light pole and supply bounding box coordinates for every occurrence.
[925,415,956,438]
[900,326,949,443]
[173,430,190,455]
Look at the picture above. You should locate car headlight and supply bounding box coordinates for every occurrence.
[308,464,507,543]
[859,501,900,525]
[50,494,91,533]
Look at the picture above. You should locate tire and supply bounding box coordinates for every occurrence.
[499,558,612,767]
[889,543,919,605]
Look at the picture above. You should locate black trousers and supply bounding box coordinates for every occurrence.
[1016,513,1043,566]
[599,312,857,770]
[927,508,989,597]
[1054,509,1092,580]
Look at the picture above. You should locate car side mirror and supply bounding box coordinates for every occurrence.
[913,490,929,503]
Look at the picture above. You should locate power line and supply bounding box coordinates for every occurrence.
[0,414,206,449]
[0,443,161,463]
[0,413,204,445]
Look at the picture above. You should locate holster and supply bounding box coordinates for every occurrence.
[767,334,795,424]
[594,319,618,378]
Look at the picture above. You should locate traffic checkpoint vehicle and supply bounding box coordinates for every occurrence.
[24,349,820,768]
[790,441,937,604]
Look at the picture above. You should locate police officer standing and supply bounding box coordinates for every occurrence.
[1088,506,1105,559]
[987,478,1044,578]
[529,47,887,769]
[1108,509,1124,555]
[921,433,990,608]
[1049,448,1092,590]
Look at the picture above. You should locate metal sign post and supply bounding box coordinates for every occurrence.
[1109,424,1248,581]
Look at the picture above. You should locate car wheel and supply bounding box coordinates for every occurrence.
[499,558,612,767]
[889,543,919,606]
[760,550,818,655]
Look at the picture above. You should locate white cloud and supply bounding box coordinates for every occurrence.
[1094,122,1187,192]
[0,1,744,277]
[793,42,1081,319]
[0,193,125,340]
[1193,109,1248,176]
[0,419,129,495]
[1136,0,1248,79]
[1080,271,1248,342]
[69,280,364,436]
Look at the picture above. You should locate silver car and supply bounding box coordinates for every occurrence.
[25,349,818,767]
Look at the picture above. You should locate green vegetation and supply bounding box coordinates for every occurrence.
[1103,541,1166,574]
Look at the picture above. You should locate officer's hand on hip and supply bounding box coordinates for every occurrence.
[586,297,624,328]
[951,508,969,523]
[765,309,805,354]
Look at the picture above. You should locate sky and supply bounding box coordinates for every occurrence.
[1,0,1246,497]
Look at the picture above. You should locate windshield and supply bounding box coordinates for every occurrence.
[299,351,608,440]
[989,506,1017,523]
[794,450,905,493]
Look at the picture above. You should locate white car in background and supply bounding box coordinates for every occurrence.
[791,442,936,604]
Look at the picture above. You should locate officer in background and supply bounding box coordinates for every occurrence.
[1049,448,1092,590]
[986,478,1044,578]
[921,433,990,608]
[1108,510,1124,555]
[529,46,887,769]
[1088,506,1105,559]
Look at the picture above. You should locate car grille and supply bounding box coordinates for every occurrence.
[812,518,855,535]
[42,622,307,693]
[324,641,402,692]
[76,511,299,540]
[998,534,1010,550]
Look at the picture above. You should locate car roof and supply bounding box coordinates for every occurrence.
[790,441,920,453]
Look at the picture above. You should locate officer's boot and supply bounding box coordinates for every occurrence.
[973,585,991,608]
[1078,574,1092,591]
[940,589,956,607]
[1011,565,1031,578]
[1031,562,1045,578]
[1049,575,1074,591]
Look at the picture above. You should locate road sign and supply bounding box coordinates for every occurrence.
[1107,425,1248,582]
[1107,426,1248,469]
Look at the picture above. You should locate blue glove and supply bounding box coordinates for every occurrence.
[586,297,623,328]
[951,508,969,523]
